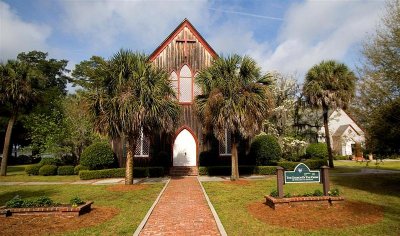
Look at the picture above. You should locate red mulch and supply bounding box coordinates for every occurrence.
[0,207,119,236]
[223,179,252,186]
[106,184,147,192]
[247,200,384,230]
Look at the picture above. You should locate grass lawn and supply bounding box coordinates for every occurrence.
[0,183,164,235]
[0,165,80,182]
[334,160,400,171]
[202,173,400,236]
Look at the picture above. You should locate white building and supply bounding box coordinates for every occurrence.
[318,109,365,156]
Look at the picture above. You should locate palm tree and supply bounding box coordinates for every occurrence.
[303,60,356,168]
[0,60,41,176]
[86,50,180,184]
[195,55,273,180]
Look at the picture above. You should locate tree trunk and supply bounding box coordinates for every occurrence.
[323,106,334,168]
[231,137,239,181]
[125,138,136,185]
[1,113,17,176]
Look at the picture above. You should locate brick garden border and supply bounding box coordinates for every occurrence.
[265,195,344,210]
[0,201,93,217]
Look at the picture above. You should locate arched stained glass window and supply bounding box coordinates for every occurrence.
[179,65,193,103]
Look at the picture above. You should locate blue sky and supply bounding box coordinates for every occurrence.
[0,0,385,89]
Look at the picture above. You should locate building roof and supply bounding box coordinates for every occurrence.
[148,18,218,61]
[332,124,360,137]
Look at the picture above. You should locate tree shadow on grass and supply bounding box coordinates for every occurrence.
[0,189,58,205]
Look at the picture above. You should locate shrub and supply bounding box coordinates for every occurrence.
[38,165,58,176]
[6,196,25,208]
[277,159,327,170]
[249,134,282,165]
[329,188,340,197]
[334,155,349,160]
[198,166,277,176]
[57,166,75,175]
[39,157,61,166]
[74,165,89,175]
[35,196,54,207]
[270,189,278,197]
[148,167,164,177]
[25,164,41,175]
[79,168,125,180]
[134,167,149,178]
[306,143,328,159]
[152,151,171,167]
[70,196,84,206]
[61,154,77,165]
[80,142,115,170]
[255,166,277,175]
[313,189,323,196]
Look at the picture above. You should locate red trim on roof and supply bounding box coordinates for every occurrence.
[149,18,218,61]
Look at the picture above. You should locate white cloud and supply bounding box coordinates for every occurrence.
[261,0,385,80]
[0,1,51,61]
[60,0,210,52]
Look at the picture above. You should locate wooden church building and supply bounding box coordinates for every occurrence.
[114,19,231,175]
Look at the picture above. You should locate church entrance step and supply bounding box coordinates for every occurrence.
[169,166,198,176]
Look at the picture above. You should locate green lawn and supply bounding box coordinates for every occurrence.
[0,165,80,182]
[202,174,400,236]
[334,160,400,171]
[0,183,164,235]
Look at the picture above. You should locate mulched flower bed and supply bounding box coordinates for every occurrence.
[0,207,119,235]
[247,200,383,230]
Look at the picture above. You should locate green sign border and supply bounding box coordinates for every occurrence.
[284,163,320,184]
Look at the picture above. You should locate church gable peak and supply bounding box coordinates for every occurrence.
[149,19,217,63]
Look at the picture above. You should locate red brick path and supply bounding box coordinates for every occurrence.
[139,177,220,236]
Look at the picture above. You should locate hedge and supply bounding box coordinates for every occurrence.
[38,165,58,176]
[198,166,276,176]
[57,166,75,175]
[277,159,327,170]
[74,165,89,175]
[25,164,41,175]
[249,134,282,165]
[79,167,165,180]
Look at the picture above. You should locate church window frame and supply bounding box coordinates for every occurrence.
[178,64,194,104]
[219,129,232,156]
[134,128,150,158]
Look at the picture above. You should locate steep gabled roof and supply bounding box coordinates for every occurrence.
[332,124,360,137]
[149,18,218,61]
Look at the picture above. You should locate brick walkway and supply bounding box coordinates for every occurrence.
[139,177,220,236]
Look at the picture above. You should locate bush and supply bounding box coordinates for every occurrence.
[313,189,323,196]
[39,157,62,166]
[57,166,75,175]
[74,165,89,175]
[306,143,328,159]
[198,166,277,176]
[38,165,58,176]
[249,135,282,165]
[148,167,164,177]
[25,164,41,175]
[35,196,54,207]
[277,159,327,170]
[6,196,25,208]
[70,196,84,206]
[80,142,115,170]
[61,154,77,165]
[78,167,164,180]
[334,155,349,160]
[255,166,277,175]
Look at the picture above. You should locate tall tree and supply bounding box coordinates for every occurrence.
[83,50,180,184]
[303,60,356,168]
[354,0,400,153]
[196,55,273,180]
[0,60,42,175]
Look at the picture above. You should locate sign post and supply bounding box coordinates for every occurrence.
[274,163,330,198]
